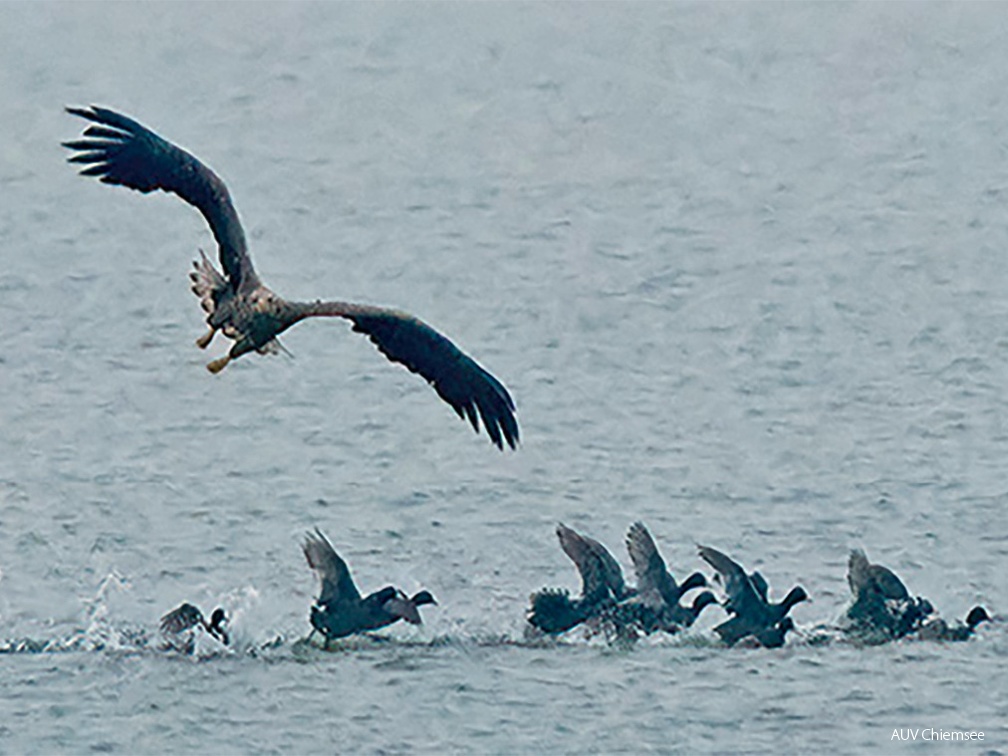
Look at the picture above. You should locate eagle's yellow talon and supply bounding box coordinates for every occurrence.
[207,356,231,374]
[196,329,216,349]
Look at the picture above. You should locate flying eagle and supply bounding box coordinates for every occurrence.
[63,106,518,450]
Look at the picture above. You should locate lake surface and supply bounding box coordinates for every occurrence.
[1,3,1006,753]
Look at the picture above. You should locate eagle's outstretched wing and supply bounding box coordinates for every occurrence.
[63,105,259,291]
[297,302,519,450]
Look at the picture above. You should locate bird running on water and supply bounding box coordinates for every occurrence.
[619,521,714,633]
[526,523,632,635]
[843,549,934,643]
[625,521,707,608]
[917,606,991,643]
[159,602,229,653]
[303,528,437,648]
[62,106,519,450]
[698,545,808,647]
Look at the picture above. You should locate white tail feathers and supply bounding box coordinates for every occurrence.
[189,249,227,316]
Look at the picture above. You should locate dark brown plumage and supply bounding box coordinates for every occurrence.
[63,106,519,450]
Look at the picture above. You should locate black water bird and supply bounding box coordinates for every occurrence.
[62,106,518,450]
[843,549,933,643]
[610,591,719,638]
[916,606,990,642]
[527,523,629,635]
[303,528,436,648]
[159,602,229,651]
[619,522,713,633]
[847,548,910,602]
[626,521,707,607]
[558,523,632,604]
[734,617,796,649]
[698,545,808,647]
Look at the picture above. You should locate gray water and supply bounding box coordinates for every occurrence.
[2,2,1006,753]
